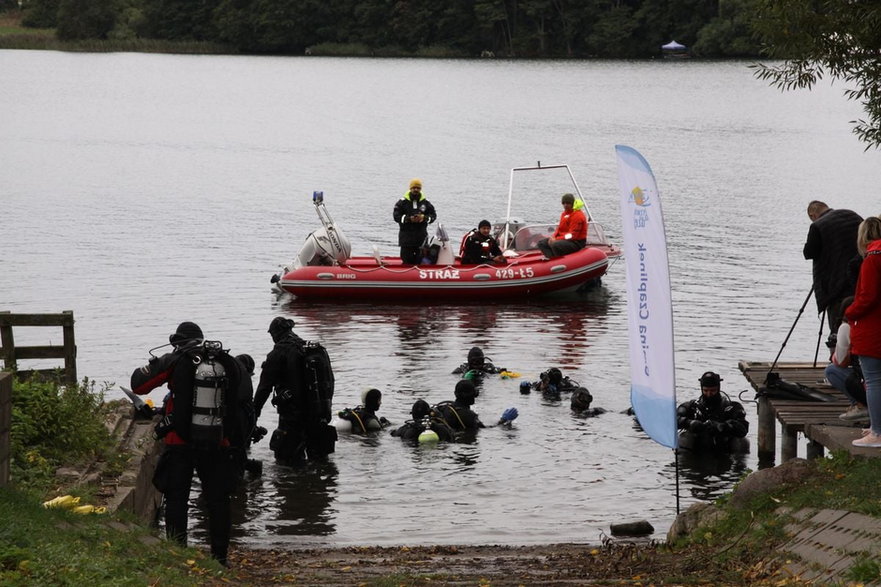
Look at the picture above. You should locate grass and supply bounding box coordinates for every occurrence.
[0,487,224,586]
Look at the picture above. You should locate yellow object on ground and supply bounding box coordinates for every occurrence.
[42,495,81,509]
[499,371,520,379]
[72,504,107,515]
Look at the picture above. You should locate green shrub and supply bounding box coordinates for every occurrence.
[10,377,114,494]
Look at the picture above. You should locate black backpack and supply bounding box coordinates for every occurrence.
[302,341,335,423]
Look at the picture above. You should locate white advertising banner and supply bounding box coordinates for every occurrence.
[615,145,678,449]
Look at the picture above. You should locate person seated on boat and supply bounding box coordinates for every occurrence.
[823,296,869,422]
[461,220,506,265]
[452,347,505,382]
[390,399,455,442]
[337,388,391,433]
[530,367,581,397]
[537,193,588,259]
[393,178,437,265]
[676,371,749,452]
[570,387,607,417]
[433,380,519,433]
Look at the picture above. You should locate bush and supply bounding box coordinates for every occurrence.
[10,377,114,494]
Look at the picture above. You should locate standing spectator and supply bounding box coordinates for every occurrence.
[803,200,862,332]
[393,178,437,264]
[847,217,881,447]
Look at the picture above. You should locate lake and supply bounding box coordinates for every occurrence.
[1,50,879,548]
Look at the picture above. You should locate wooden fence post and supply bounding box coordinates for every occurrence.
[0,311,14,373]
[757,395,776,466]
[62,310,77,385]
[0,372,11,487]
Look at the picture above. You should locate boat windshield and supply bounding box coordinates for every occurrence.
[508,223,612,252]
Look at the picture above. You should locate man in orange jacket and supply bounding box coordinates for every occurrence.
[537,193,588,259]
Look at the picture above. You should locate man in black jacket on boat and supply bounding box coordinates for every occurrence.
[393,178,437,264]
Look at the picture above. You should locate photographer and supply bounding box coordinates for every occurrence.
[393,178,437,264]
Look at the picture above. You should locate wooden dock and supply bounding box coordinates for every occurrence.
[738,361,877,464]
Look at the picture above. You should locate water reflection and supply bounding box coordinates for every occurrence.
[261,461,339,537]
[282,289,613,371]
[674,450,749,502]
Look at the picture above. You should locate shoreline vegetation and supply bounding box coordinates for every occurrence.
[3,375,881,584]
[0,5,759,60]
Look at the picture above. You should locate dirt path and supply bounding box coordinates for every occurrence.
[219,541,794,585]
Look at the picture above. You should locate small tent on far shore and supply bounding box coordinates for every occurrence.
[661,40,689,58]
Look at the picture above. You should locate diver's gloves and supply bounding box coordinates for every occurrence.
[499,407,519,424]
[251,426,268,443]
[688,419,708,433]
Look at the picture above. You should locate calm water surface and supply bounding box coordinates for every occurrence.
[2,51,880,548]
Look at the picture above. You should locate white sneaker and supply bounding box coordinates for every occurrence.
[852,433,881,448]
[840,405,870,421]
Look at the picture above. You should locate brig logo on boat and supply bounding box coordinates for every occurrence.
[418,268,461,280]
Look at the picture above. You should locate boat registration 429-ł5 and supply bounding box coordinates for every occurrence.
[495,267,535,279]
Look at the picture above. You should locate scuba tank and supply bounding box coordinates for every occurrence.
[190,342,227,447]
[417,415,439,444]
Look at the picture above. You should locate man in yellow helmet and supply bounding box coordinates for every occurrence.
[393,178,437,264]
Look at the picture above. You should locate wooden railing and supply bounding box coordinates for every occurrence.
[0,311,77,385]
[0,372,10,487]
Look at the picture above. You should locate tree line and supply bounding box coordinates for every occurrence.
[13,0,758,58]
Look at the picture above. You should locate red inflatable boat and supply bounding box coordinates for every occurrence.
[271,164,620,301]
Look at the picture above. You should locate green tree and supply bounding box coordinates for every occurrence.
[142,0,220,40]
[584,1,640,58]
[693,0,756,57]
[56,0,117,39]
[751,0,881,148]
[474,0,514,56]
[21,0,59,28]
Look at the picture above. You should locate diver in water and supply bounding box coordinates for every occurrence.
[676,371,748,452]
[452,346,505,384]
[337,388,391,433]
[531,367,581,398]
[391,399,455,442]
[433,380,519,432]
[569,387,607,417]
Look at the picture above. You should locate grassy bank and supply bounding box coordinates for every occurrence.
[0,488,225,585]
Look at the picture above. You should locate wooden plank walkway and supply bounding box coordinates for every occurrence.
[738,361,873,464]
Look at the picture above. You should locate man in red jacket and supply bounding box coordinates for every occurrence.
[537,193,588,259]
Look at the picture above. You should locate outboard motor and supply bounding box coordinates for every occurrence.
[272,191,352,284]
[295,191,352,267]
